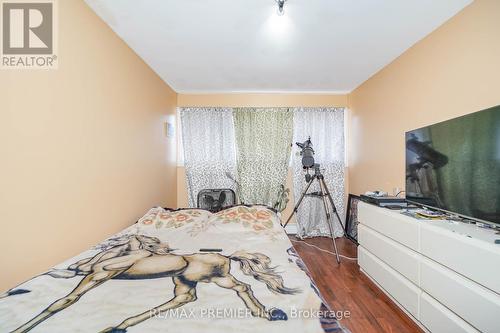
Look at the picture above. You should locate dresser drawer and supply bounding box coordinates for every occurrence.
[358,202,419,251]
[420,257,500,333]
[358,224,420,285]
[358,246,420,319]
[420,222,500,294]
[420,292,479,333]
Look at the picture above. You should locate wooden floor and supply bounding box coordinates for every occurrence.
[291,236,423,333]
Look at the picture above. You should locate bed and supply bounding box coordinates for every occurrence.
[0,205,348,333]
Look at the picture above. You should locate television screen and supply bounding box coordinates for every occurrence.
[405,105,500,225]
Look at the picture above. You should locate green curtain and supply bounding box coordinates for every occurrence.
[233,108,293,207]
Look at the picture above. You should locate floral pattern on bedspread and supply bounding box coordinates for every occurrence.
[215,206,274,228]
[139,208,210,226]
[139,206,283,239]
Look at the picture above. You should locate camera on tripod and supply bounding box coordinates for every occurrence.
[296,137,321,183]
[296,137,315,169]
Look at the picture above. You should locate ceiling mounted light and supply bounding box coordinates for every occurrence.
[275,0,287,16]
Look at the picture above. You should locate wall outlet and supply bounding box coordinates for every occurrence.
[165,121,174,138]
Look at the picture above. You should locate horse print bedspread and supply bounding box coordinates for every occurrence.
[0,205,347,333]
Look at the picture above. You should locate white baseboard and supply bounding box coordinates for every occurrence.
[285,224,297,235]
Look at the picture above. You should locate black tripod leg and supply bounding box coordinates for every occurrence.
[282,176,315,228]
[318,178,341,264]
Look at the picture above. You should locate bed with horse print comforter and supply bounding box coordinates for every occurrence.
[0,205,347,333]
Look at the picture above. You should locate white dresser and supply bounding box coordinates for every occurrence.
[357,201,500,333]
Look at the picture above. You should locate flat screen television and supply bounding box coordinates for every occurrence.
[405,105,500,225]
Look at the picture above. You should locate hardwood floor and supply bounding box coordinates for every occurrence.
[290,236,423,333]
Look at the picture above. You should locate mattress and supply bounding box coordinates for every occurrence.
[0,205,347,333]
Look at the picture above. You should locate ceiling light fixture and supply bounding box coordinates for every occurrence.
[275,0,287,16]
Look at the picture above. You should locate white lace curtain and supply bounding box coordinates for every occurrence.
[180,108,236,207]
[292,107,346,238]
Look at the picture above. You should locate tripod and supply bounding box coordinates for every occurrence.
[282,164,346,263]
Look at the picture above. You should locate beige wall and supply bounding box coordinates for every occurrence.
[0,0,177,291]
[177,93,348,108]
[177,93,349,223]
[349,0,500,195]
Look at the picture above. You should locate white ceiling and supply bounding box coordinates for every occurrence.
[85,0,472,93]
